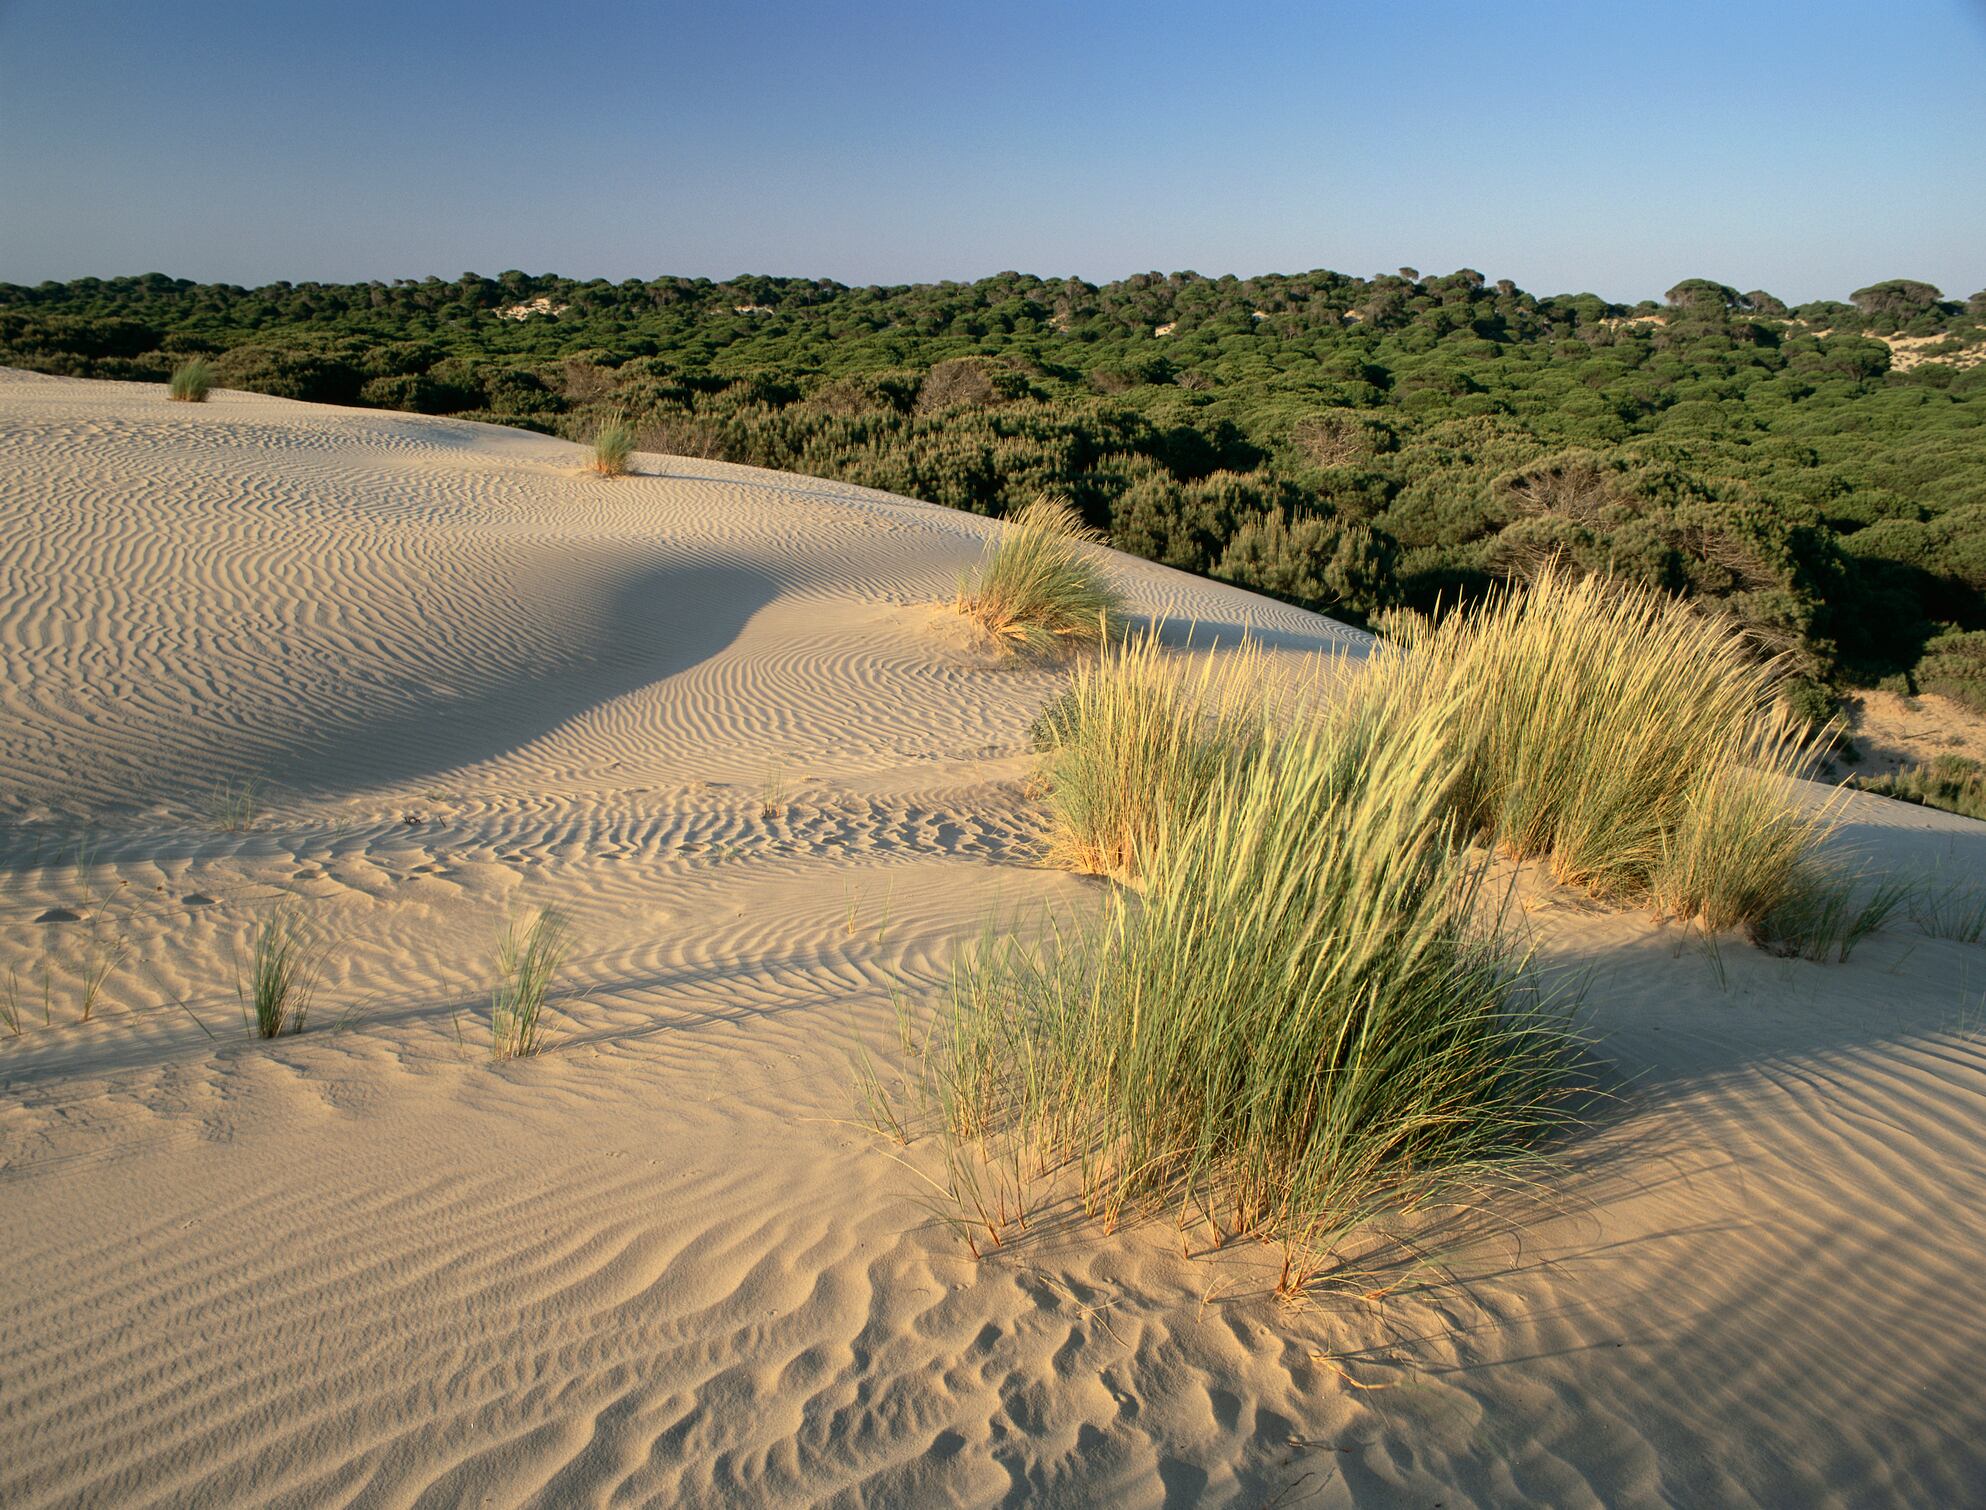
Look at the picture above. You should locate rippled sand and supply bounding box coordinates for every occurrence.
[2,371,1983,1506]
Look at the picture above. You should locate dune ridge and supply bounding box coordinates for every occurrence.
[3,371,1985,1506]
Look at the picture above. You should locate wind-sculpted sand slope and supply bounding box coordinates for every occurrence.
[3,372,1985,1506]
[0,372,1340,820]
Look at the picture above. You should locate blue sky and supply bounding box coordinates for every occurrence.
[3,0,1982,303]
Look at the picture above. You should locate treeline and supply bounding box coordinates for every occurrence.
[6,266,1986,711]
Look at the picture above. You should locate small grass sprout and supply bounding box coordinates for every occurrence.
[491,906,571,1060]
[206,778,260,832]
[760,764,789,820]
[238,904,319,1038]
[954,495,1125,657]
[168,358,214,402]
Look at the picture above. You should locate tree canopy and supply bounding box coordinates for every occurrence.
[6,264,1985,710]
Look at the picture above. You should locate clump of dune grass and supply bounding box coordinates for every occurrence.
[168,358,214,402]
[934,665,1576,1288]
[1751,864,1909,962]
[1848,755,1986,823]
[205,778,259,832]
[1909,879,1986,944]
[1031,630,1272,880]
[1403,567,1836,931]
[491,906,570,1060]
[238,904,318,1038]
[954,495,1125,657]
[590,411,636,476]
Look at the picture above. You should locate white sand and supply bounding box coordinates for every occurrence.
[3,371,1984,1505]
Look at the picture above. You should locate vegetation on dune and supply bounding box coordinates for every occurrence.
[166,356,212,402]
[7,266,1986,704]
[491,907,570,1060]
[955,495,1124,657]
[590,409,635,476]
[1398,569,1834,931]
[1030,630,1272,880]
[911,568,1892,1282]
[1849,754,1986,822]
[1040,570,1838,933]
[933,631,1576,1287]
[238,904,317,1038]
[1750,866,1909,963]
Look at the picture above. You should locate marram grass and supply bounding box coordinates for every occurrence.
[590,411,636,476]
[1031,629,1274,881]
[491,907,571,1060]
[239,904,317,1038]
[955,495,1125,657]
[1398,567,1837,930]
[168,358,214,402]
[937,662,1576,1283]
[917,565,1867,1283]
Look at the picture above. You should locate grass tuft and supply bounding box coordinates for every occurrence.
[937,662,1577,1280]
[1910,880,1986,944]
[1848,755,1986,823]
[168,358,214,402]
[1032,630,1272,881]
[238,904,318,1038]
[1400,566,1837,930]
[492,907,571,1060]
[206,778,260,832]
[590,411,636,476]
[955,495,1125,657]
[1750,866,1909,962]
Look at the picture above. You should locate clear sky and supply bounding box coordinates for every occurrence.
[3,0,1982,305]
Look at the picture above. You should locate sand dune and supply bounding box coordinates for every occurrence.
[3,371,1985,1506]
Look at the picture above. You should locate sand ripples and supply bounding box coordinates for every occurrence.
[5,373,1984,1505]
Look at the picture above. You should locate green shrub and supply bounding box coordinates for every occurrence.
[211,345,362,404]
[1914,632,1986,712]
[168,358,214,402]
[955,496,1125,657]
